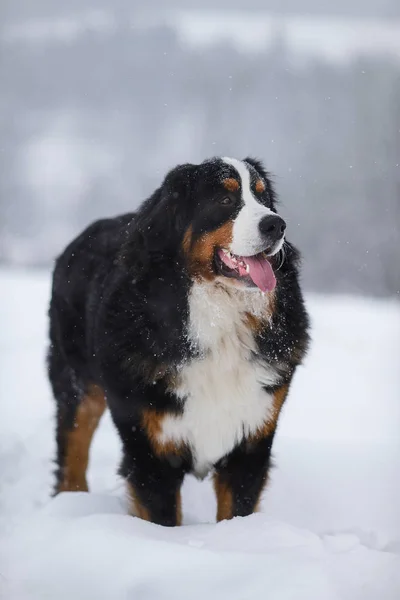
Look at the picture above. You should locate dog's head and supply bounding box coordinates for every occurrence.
[132,157,286,292]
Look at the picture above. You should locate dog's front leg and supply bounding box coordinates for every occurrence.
[213,382,290,521]
[114,415,186,527]
[213,430,276,522]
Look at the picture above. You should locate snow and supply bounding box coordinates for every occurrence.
[1,268,400,599]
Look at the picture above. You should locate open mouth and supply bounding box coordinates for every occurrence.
[214,248,276,292]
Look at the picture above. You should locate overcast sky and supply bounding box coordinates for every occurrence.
[2,0,400,22]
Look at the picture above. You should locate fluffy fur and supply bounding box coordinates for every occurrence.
[48,156,310,526]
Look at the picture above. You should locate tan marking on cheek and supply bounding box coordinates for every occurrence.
[213,475,234,521]
[255,179,265,194]
[141,409,185,456]
[222,178,239,192]
[183,221,234,281]
[57,384,106,493]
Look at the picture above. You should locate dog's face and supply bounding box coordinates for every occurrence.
[178,157,285,293]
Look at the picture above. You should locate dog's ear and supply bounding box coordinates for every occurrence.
[143,163,198,244]
[244,156,278,208]
[243,157,268,179]
[120,163,197,272]
[159,163,198,234]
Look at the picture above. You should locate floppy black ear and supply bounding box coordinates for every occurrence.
[244,156,278,208]
[159,163,198,234]
[244,157,268,179]
[120,163,197,272]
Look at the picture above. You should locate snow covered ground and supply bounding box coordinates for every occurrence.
[0,268,400,599]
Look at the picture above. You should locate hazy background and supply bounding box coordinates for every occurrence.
[1,0,399,297]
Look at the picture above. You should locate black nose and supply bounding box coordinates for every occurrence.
[259,215,286,240]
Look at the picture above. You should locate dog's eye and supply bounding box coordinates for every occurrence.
[220,196,234,206]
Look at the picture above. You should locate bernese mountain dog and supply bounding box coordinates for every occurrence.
[48,156,310,526]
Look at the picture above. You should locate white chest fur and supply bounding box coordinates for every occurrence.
[161,282,280,477]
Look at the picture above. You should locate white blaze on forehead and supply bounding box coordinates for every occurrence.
[222,157,275,256]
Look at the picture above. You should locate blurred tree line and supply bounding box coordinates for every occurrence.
[0,22,399,297]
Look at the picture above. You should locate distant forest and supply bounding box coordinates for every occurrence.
[1,18,399,297]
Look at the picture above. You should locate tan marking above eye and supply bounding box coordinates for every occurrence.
[255,179,265,193]
[222,178,239,192]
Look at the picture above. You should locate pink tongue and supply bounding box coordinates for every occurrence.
[241,254,276,292]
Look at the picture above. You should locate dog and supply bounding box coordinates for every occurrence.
[48,156,310,526]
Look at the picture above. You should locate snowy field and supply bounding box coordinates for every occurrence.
[0,268,400,599]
